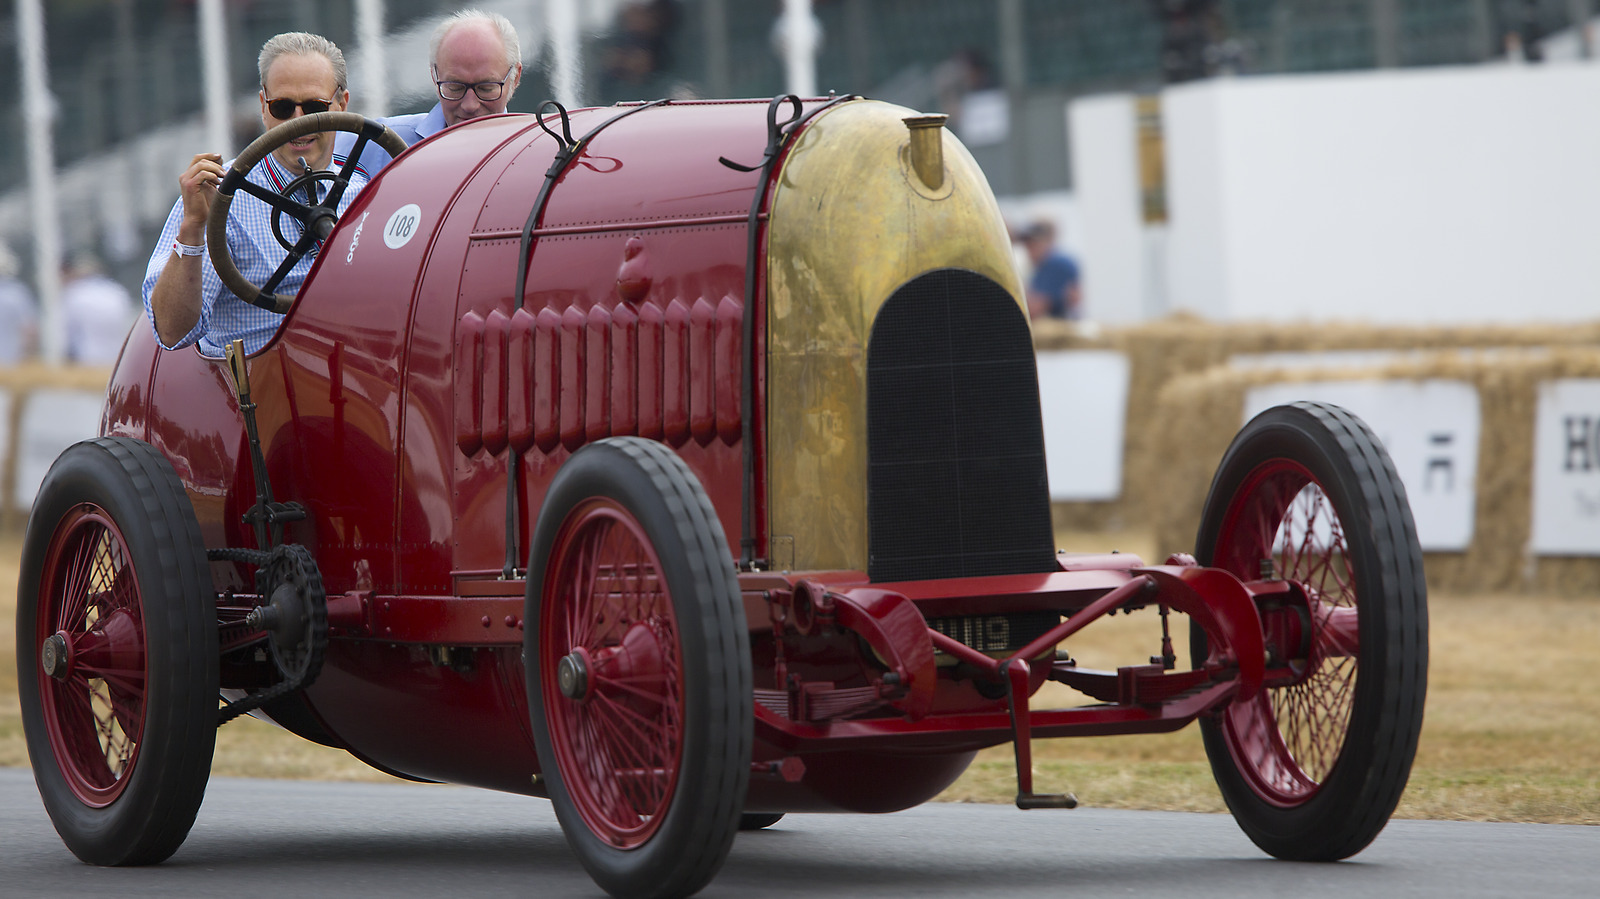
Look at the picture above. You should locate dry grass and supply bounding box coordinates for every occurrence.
[4,532,1599,821]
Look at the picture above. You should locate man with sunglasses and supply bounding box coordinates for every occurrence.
[142,32,368,356]
[335,9,523,176]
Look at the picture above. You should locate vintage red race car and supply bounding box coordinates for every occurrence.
[17,96,1427,899]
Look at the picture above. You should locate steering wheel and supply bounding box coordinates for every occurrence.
[206,112,408,314]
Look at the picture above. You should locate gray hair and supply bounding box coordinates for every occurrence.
[258,32,348,93]
[430,9,521,70]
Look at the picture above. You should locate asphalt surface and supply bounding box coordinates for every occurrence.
[2,766,1594,898]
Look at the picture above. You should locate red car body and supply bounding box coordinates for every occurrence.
[20,97,1426,899]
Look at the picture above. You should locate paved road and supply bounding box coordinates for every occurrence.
[3,766,1594,898]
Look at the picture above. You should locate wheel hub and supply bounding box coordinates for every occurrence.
[40,632,71,679]
[557,649,591,701]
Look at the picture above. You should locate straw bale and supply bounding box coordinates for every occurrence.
[0,363,112,394]
[1040,315,1600,549]
[1137,345,1600,596]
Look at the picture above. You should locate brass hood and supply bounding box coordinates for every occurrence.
[764,99,1026,573]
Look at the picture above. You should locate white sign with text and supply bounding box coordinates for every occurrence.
[1038,350,1130,501]
[1244,380,1479,551]
[1530,379,1600,556]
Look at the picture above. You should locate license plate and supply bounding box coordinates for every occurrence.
[926,610,1061,657]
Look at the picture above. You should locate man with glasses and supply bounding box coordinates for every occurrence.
[336,9,522,176]
[142,32,368,356]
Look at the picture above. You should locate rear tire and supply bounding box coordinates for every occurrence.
[527,437,751,899]
[1192,402,1427,861]
[18,437,218,865]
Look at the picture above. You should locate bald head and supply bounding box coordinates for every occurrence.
[431,11,521,127]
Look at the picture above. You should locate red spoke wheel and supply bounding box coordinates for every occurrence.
[1192,402,1427,861]
[18,437,218,866]
[527,438,751,899]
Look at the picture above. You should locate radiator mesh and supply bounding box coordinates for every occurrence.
[866,269,1056,582]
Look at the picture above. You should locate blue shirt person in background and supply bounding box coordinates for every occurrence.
[335,9,523,176]
[1018,219,1082,321]
[143,32,366,356]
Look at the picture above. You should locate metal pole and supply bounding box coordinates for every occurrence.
[355,0,389,116]
[198,0,231,158]
[703,0,730,98]
[17,0,63,364]
[1373,0,1400,67]
[1470,0,1494,60]
[845,0,872,93]
[547,0,582,108]
[999,0,1027,195]
[999,0,1027,91]
[1571,0,1595,59]
[782,0,817,97]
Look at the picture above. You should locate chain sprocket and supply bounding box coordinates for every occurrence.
[217,543,328,726]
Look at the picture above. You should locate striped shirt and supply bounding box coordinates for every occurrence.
[141,151,369,356]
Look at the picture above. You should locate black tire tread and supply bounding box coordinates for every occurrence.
[1194,401,1427,861]
[19,436,217,866]
[526,436,751,899]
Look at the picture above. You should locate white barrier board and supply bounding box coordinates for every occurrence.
[1530,379,1600,556]
[13,389,105,511]
[1038,350,1129,501]
[1244,380,1479,552]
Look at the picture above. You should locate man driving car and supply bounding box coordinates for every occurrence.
[143,31,369,356]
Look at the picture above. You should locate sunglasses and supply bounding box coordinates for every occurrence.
[265,97,334,119]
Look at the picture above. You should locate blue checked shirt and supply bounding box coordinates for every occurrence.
[141,151,370,356]
[332,102,444,176]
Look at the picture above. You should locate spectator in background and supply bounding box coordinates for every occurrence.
[1017,219,1081,321]
[335,9,522,176]
[61,252,135,365]
[1152,0,1225,84]
[601,1,681,96]
[932,47,998,140]
[0,240,39,364]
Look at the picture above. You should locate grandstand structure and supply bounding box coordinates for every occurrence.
[0,0,1592,294]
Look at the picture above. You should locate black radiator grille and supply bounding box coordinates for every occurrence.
[866,268,1056,582]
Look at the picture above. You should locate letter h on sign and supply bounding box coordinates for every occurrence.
[1565,416,1597,473]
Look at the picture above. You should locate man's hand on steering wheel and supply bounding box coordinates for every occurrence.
[178,153,226,235]
[207,113,407,314]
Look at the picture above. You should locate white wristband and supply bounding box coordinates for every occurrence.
[172,240,205,257]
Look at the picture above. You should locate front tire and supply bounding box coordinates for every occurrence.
[17,437,218,865]
[1193,402,1427,861]
[527,438,752,899]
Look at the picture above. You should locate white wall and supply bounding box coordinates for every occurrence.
[1076,62,1600,325]
[1066,95,1147,324]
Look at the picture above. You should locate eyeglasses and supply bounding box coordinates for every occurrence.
[434,66,514,102]
[266,97,334,119]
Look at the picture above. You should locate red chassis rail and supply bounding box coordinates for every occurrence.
[732,556,1286,804]
[283,552,1313,807]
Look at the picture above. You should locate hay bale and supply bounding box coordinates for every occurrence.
[1140,346,1600,595]
[0,363,112,394]
[1037,316,1600,590]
